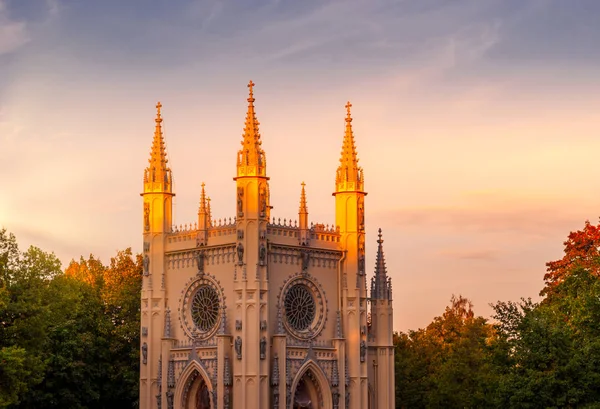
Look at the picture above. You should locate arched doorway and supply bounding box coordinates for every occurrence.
[291,364,331,409]
[195,378,210,409]
[177,366,214,409]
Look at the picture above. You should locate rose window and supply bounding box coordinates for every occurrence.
[284,284,316,331]
[180,276,223,340]
[191,285,220,332]
[280,275,326,340]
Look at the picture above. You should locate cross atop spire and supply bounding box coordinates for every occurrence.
[335,101,364,193]
[156,102,162,123]
[345,101,352,122]
[236,80,267,178]
[143,101,172,193]
[248,80,255,101]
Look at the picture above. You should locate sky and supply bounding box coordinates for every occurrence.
[2,0,600,331]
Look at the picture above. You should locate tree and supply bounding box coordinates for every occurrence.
[395,295,501,408]
[492,268,600,407]
[543,219,600,297]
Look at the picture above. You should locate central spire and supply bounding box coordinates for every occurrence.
[335,101,364,193]
[144,102,172,193]
[236,80,267,178]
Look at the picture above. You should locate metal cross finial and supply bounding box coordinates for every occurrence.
[301,181,305,187]
[155,101,162,122]
[248,80,255,97]
[345,101,352,115]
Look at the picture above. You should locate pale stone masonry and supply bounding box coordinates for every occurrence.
[139,81,394,409]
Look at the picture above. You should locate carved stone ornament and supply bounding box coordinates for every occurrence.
[143,255,150,276]
[260,186,267,215]
[237,229,244,240]
[196,250,205,276]
[235,320,242,331]
[360,340,366,362]
[237,242,244,265]
[143,241,150,252]
[259,243,266,266]
[237,187,244,215]
[142,326,148,337]
[260,336,267,360]
[166,390,174,409]
[142,342,148,364]
[144,203,150,231]
[358,254,365,275]
[301,249,310,272]
[260,320,267,331]
[235,336,242,360]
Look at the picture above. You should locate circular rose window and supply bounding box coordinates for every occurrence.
[191,285,220,332]
[281,275,326,340]
[180,277,223,339]
[284,284,316,331]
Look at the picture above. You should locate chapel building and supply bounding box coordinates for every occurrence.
[140,81,395,409]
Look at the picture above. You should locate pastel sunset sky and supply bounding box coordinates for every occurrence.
[2,0,600,331]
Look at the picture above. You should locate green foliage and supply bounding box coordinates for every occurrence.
[395,295,501,408]
[0,228,141,408]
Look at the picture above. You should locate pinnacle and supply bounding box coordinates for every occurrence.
[335,101,363,192]
[373,228,391,300]
[144,101,172,192]
[237,80,267,177]
[299,182,308,214]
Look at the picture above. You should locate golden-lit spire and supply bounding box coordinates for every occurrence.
[144,102,173,193]
[198,183,207,214]
[299,181,308,214]
[236,80,267,178]
[334,101,364,193]
[206,196,212,227]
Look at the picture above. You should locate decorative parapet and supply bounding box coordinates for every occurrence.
[269,244,342,269]
[166,245,236,270]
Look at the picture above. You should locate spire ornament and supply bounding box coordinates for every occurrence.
[144,102,173,193]
[236,81,267,178]
[334,101,364,193]
[372,228,391,300]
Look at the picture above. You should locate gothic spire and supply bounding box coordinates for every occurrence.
[206,196,212,227]
[372,228,391,300]
[335,101,364,193]
[236,80,267,178]
[198,183,207,215]
[144,102,173,193]
[299,182,308,214]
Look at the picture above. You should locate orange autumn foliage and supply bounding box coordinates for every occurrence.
[542,219,600,297]
[64,249,142,304]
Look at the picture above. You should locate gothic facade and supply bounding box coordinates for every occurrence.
[140,82,394,409]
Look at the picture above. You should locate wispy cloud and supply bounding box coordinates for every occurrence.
[0,1,29,55]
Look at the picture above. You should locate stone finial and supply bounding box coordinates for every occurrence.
[167,358,175,388]
[164,307,172,338]
[271,354,280,386]
[335,310,343,338]
[334,100,363,193]
[224,355,232,386]
[218,307,227,334]
[332,359,339,387]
